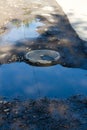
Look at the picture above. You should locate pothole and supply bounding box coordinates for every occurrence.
[25,49,60,66]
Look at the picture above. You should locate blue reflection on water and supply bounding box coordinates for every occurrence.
[0,19,44,45]
[0,62,87,99]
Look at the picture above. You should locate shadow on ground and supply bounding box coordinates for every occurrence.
[0,10,87,70]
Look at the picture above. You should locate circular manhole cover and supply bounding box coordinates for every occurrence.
[25,49,60,66]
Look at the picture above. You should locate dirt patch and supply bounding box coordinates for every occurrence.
[0,95,87,130]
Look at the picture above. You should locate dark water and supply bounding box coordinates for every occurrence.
[0,62,87,99]
[0,18,87,99]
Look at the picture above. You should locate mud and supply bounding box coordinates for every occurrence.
[0,95,87,130]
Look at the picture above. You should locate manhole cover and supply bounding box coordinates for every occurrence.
[25,49,60,66]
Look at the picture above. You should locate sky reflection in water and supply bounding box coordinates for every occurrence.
[0,62,87,99]
[0,19,44,45]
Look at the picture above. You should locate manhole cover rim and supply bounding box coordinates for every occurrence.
[25,49,60,66]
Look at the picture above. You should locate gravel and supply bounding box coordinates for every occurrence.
[0,95,87,130]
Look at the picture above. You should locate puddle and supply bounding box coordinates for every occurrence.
[0,62,87,99]
[0,19,44,45]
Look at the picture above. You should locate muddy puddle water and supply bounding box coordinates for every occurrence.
[0,62,87,99]
[0,19,44,45]
[0,15,87,99]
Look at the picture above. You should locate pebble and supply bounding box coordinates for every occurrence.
[0,101,3,104]
[4,109,10,112]
[26,47,29,50]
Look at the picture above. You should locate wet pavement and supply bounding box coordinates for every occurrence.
[0,0,87,129]
[0,95,87,130]
[0,0,87,69]
[0,0,87,98]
